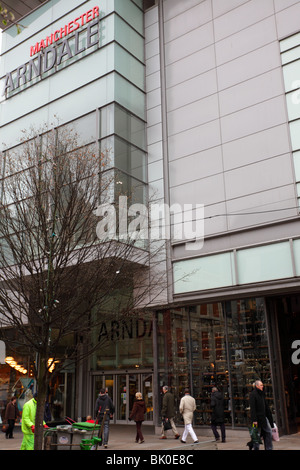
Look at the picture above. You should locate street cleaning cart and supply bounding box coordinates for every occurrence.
[43,418,102,450]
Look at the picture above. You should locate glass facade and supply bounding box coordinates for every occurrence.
[91,314,153,370]
[0,0,147,424]
[157,298,274,428]
[173,240,299,294]
[280,32,300,208]
[0,341,75,423]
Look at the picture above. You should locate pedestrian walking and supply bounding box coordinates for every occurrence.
[129,392,146,444]
[179,388,199,444]
[20,392,47,450]
[250,380,274,450]
[159,385,180,440]
[4,396,19,439]
[94,388,115,448]
[211,386,226,443]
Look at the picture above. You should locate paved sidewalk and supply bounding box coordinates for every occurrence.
[0,424,299,451]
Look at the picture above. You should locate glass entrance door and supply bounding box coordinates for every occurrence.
[142,373,153,421]
[117,375,127,420]
[93,372,153,424]
[116,374,139,422]
[93,374,114,418]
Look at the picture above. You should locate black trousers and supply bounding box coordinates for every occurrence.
[135,421,144,442]
[6,419,15,438]
[211,422,226,441]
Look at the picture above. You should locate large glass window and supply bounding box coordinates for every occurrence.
[157,298,274,428]
[236,242,294,284]
[100,136,146,182]
[91,314,153,370]
[225,298,272,427]
[100,103,146,152]
[189,304,229,426]
[280,33,300,208]
[173,252,236,294]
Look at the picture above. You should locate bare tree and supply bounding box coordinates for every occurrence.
[0,124,167,449]
[0,1,47,33]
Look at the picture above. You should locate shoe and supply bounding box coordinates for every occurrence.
[104,444,108,448]
[194,440,199,443]
[159,436,167,439]
[139,440,145,444]
[174,434,180,439]
[180,439,186,443]
[222,440,226,443]
[215,437,220,441]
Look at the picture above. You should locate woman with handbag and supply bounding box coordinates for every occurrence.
[4,396,19,439]
[129,392,147,444]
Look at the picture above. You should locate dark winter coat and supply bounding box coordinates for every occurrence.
[129,399,146,422]
[95,394,115,422]
[161,391,176,418]
[211,391,225,424]
[5,401,19,421]
[250,387,273,429]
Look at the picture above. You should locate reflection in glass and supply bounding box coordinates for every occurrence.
[226,298,272,426]
[157,298,274,429]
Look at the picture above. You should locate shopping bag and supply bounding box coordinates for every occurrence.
[272,423,280,441]
[163,418,172,431]
[249,424,262,444]
[1,424,7,433]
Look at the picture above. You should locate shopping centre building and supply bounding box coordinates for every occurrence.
[1,0,300,436]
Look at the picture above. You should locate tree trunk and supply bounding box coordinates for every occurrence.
[34,357,48,450]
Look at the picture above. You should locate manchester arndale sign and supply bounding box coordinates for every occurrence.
[2,6,100,97]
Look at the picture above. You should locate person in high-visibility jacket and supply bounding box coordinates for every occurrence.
[20,393,47,450]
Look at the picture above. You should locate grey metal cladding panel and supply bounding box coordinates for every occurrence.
[167,94,219,137]
[166,69,218,112]
[213,0,274,42]
[169,146,223,188]
[224,154,294,201]
[275,1,300,38]
[217,42,281,91]
[220,96,287,144]
[274,0,300,13]
[164,22,214,67]
[168,119,221,161]
[172,217,300,260]
[212,0,248,18]
[170,173,225,207]
[164,0,212,43]
[163,0,205,22]
[226,185,298,231]
[222,124,292,172]
[218,69,284,117]
[165,45,216,90]
[215,16,277,66]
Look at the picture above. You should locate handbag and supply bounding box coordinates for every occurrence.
[272,423,280,441]
[162,417,172,431]
[1,424,8,433]
[249,424,263,444]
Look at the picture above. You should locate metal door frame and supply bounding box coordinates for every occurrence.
[91,369,153,425]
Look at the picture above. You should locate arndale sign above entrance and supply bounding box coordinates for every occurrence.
[2,6,100,97]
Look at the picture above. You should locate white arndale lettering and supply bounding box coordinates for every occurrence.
[2,18,99,97]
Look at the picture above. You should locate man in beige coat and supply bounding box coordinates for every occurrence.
[179,388,199,444]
